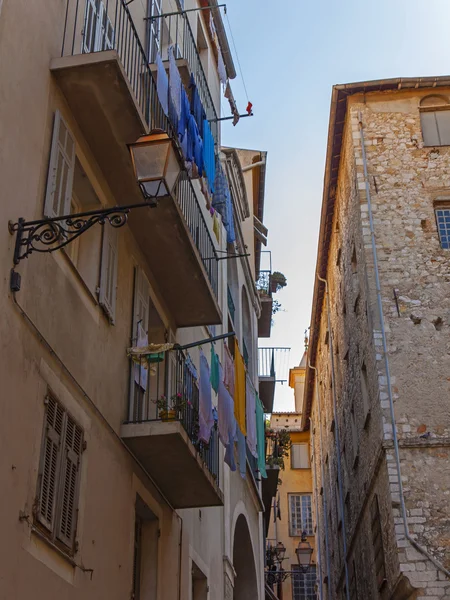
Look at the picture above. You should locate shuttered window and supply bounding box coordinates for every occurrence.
[99,224,118,323]
[36,394,83,553]
[289,494,313,536]
[421,110,450,146]
[82,0,114,53]
[291,564,316,600]
[291,443,310,469]
[44,111,75,219]
[370,495,387,590]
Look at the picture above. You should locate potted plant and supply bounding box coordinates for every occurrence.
[270,271,287,293]
[156,393,186,422]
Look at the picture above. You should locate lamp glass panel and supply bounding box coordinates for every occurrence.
[132,140,170,181]
[141,179,168,199]
[165,146,181,193]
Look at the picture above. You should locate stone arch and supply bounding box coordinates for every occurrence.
[419,94,450,108]
[232,513,258,600]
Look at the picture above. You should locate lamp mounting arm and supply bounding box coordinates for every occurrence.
[8,202,156,267]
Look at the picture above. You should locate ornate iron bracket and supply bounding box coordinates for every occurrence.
[8,202,156,266]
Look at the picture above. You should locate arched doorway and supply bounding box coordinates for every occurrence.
[233,514,258,600]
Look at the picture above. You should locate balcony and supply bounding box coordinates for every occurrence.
[258,347,276,413]
[257,270,273,338]
[121,348,223,508]
[52,0,220,327]
[262,435,281,536]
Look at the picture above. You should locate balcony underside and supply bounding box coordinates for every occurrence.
[258,295,273,338]
[121,420,223,508]
[262,466,279,537]
[50,51,221,327]
[259,377,275,413]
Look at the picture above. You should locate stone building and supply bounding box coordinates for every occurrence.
[0,1,273,599]
[303,77,450,600]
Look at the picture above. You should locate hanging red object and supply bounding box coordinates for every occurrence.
[246,101,253,115]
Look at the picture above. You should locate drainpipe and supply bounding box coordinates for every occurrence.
[309,415,325,600]
[309,363,331,599]
[316,273,350,600]
[358,113,450,579]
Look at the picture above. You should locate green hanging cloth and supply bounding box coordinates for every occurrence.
[210,344,220,394]
[256,393,267,478]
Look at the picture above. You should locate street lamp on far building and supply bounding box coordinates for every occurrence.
[295,531,313,572]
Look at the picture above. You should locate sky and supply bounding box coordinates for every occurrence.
[218,0,450,411]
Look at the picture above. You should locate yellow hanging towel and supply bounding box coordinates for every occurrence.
[234,338,247,435]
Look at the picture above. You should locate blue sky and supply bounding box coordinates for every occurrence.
[220,0,450,410]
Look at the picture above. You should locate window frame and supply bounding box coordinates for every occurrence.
[435,204,450,250]
[35,392,83,556]
[291,564,317,600]
[288,493,313,537]
[420,95,450,147]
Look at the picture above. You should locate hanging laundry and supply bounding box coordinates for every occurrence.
[186,114,203,175]
[217,43,227,86]
[246,101,253,115]
[156,53,169,117]
[209,12,219,49]
[224,82,240,126]
[212,160,236,244]
[185,354,198,380]
[200,177,211,209]
[134,323,148,390]
[189,73,206,138]
[199,350,214,443]
[256,394,267,478]
[218,364,236,446]
[223,342,235,398]
[246,376,258,458]
[236,427,246,479]
[202,119,215,194]
[234,338,246,435]
[210,344,220,394]
[178,85,191,143]
[224,428,237,472]
[168,45,182,130]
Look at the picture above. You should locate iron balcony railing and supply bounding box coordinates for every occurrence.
[256,270,272,297]
[147,11,219,145]
[127,347,219,485]
[61,0,218,300]
[258,347,291,382]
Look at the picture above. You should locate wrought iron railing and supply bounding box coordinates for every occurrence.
[147,11,219,144]
[258,347,291,382]
[60,0,218,300]
[127,348,219,485]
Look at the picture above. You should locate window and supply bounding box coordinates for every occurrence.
[289,494,313,536]
[291,443,310,469]
[82,0,114,54]
[291,564,316,600]
[370,495,387,590]
[44,112,118,316]
[435,206,450,249]
[147,0,162,62]
[132,496,159,600]
[36,394,83,553]
[420,95,450,146]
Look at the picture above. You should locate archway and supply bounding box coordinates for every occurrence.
[233,514,258,600]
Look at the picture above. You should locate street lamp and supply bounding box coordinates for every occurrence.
[295,531,313,572]
[275,541,286,563]
[128,130,182,203]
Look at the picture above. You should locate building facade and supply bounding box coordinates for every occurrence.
[304,77,450,600]
[0,1,272,599]
[265,354,318,600]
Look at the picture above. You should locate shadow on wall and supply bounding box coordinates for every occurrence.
[233,514,258,600]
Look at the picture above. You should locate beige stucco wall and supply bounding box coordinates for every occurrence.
[0,1,264,599]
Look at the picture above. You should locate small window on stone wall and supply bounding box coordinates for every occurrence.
[435,202,450,249]
[420,95,450,146]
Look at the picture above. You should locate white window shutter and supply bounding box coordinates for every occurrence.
[83,0,100,53]
[37,396,64,532]
[44,111,75,219]
[291,443,309,469]
[99,224,118,323]
[132,267,150,342]
[57,416,83,549]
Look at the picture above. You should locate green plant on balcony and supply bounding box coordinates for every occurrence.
[270,271,287,293]
[155,393,188,421]
[266,429,291,470]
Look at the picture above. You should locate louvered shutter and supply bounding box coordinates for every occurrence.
[44,111,75,219]
[99,2,114,50]
[37,396,64,532]
[99,224,118,323]
[57,415,83,549]
[291,443,309,469]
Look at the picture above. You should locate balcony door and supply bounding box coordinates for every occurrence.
[82,0,114,54]
[147,0,162,62]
